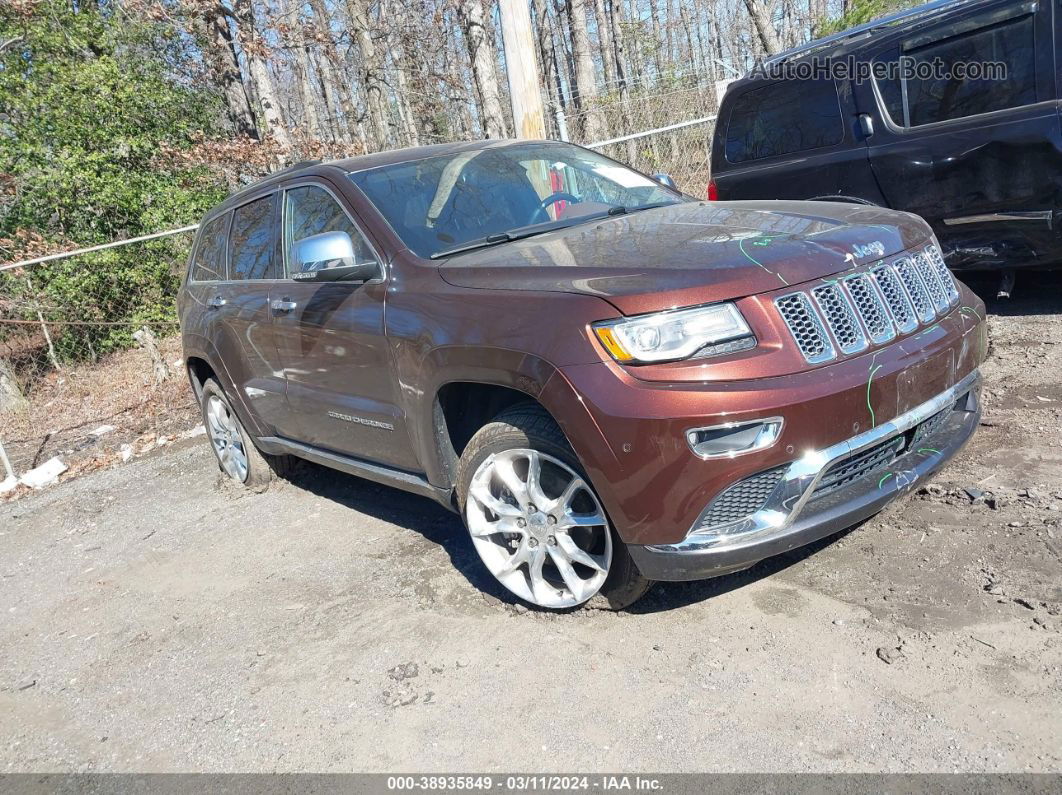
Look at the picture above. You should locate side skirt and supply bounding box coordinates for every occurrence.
[256,436,455,511]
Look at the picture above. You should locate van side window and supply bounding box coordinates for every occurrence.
[725,79,844,163]
[876,12,1037,127]
[189,214,228,282]
[229,195,279,280]
[283,185,377,275]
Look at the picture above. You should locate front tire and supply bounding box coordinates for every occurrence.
[455,404,652,611]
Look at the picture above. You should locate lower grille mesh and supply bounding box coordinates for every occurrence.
[813,437,905,499]
[697,467,786,531]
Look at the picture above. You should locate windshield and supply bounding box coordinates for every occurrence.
[349,142,684,259]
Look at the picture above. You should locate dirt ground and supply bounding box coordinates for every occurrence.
[0,335,199,481]
[0,273,1059,773]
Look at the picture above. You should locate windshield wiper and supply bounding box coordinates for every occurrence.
[428,201,682,260]
[429,215,604,260]
[429,231,516,260]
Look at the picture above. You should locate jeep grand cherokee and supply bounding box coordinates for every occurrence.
[178,140,987,610]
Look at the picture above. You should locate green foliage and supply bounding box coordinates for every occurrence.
[0,0,227,361]
[817,0,923,36]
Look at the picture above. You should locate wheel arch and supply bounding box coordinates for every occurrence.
[413,346,597,492]
[181,335,268,438]
[413,348,621,531]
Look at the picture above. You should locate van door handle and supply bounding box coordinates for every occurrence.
[271,299,297,312]
[207,295,227,308]
[858,113,875,137]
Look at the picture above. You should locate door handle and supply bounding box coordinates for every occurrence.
[207,295,227,308]
[271,299,298,312]
[858,113,875,138]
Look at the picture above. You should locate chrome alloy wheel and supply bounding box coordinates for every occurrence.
[465,448,612,609]
[205,395,249,483]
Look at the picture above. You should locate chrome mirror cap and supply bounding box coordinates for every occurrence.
[294,230,357,273]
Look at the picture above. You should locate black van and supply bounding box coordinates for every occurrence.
[709,0,1060,276]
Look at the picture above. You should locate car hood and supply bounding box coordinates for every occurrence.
[438,200,931,315]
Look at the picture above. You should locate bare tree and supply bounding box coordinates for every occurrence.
[566,0,604,141]
[743,0,783,55]
[195,2,259,139]
[346,0,391,150]
[458,0,509,139]
[234,0,292,151]
[280,0,322,139]
[591,0,617,89]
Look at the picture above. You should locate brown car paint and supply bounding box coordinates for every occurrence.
[179,141,987,569]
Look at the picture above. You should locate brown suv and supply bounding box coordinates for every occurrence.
[179,140,987,611]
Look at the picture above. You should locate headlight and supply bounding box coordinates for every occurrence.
[593,303,755,364]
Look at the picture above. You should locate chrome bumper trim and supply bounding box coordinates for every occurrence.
[652,369,981,554]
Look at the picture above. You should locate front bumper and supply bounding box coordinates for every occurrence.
[626,370,981,581]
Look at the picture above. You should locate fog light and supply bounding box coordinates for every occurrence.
[686,418,783,459]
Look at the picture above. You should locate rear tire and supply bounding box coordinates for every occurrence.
[455,403,652,611]
[200,378,293,491]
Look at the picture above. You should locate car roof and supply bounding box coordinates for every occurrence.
[208,139,559,219]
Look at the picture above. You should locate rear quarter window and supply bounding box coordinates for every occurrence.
[725,78,845,163]
[189,214,229,282]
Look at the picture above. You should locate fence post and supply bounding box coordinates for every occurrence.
[554,107,569,142]
[0,438,16,493]
[24,275,61,371]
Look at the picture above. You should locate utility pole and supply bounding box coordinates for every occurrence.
[498,0,546,139]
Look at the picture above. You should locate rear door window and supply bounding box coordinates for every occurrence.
[725,78,844,163]
[875,7,1037,127]
[189,214,228,282]
[229,194,279,280]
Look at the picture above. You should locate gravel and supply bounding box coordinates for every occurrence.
[0,273,1059,773]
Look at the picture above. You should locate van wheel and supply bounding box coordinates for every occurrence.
[455,404,652,611]
[200,378,292,491]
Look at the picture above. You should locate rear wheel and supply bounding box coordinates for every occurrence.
[200,378,290,491]
[455,404,652,611]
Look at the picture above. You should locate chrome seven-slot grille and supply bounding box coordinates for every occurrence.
[776,244,960,364]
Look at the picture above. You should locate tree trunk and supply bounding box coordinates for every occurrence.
[566,0,604,141]
[459,0,509,139]
[648,0,665,78]
[306,0,352,145]
[282,0,321,139]
[347,0,390,150]
[606,0,636,160]
[197,3,258,139]
[743,0,783,56]
[591,0,617,90]
[392,60,422,146]
[234,0,292,152]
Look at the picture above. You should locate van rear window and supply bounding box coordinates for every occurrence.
[724,78,844,163]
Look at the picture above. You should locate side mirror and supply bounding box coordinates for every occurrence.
[652,173,678,190]
[292,231,378,283]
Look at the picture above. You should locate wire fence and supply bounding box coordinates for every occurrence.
[0,106,719,493]
[0,231,202,486]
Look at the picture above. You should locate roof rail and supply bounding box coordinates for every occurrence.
[237,159,325,192]
[764,0,977,66]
